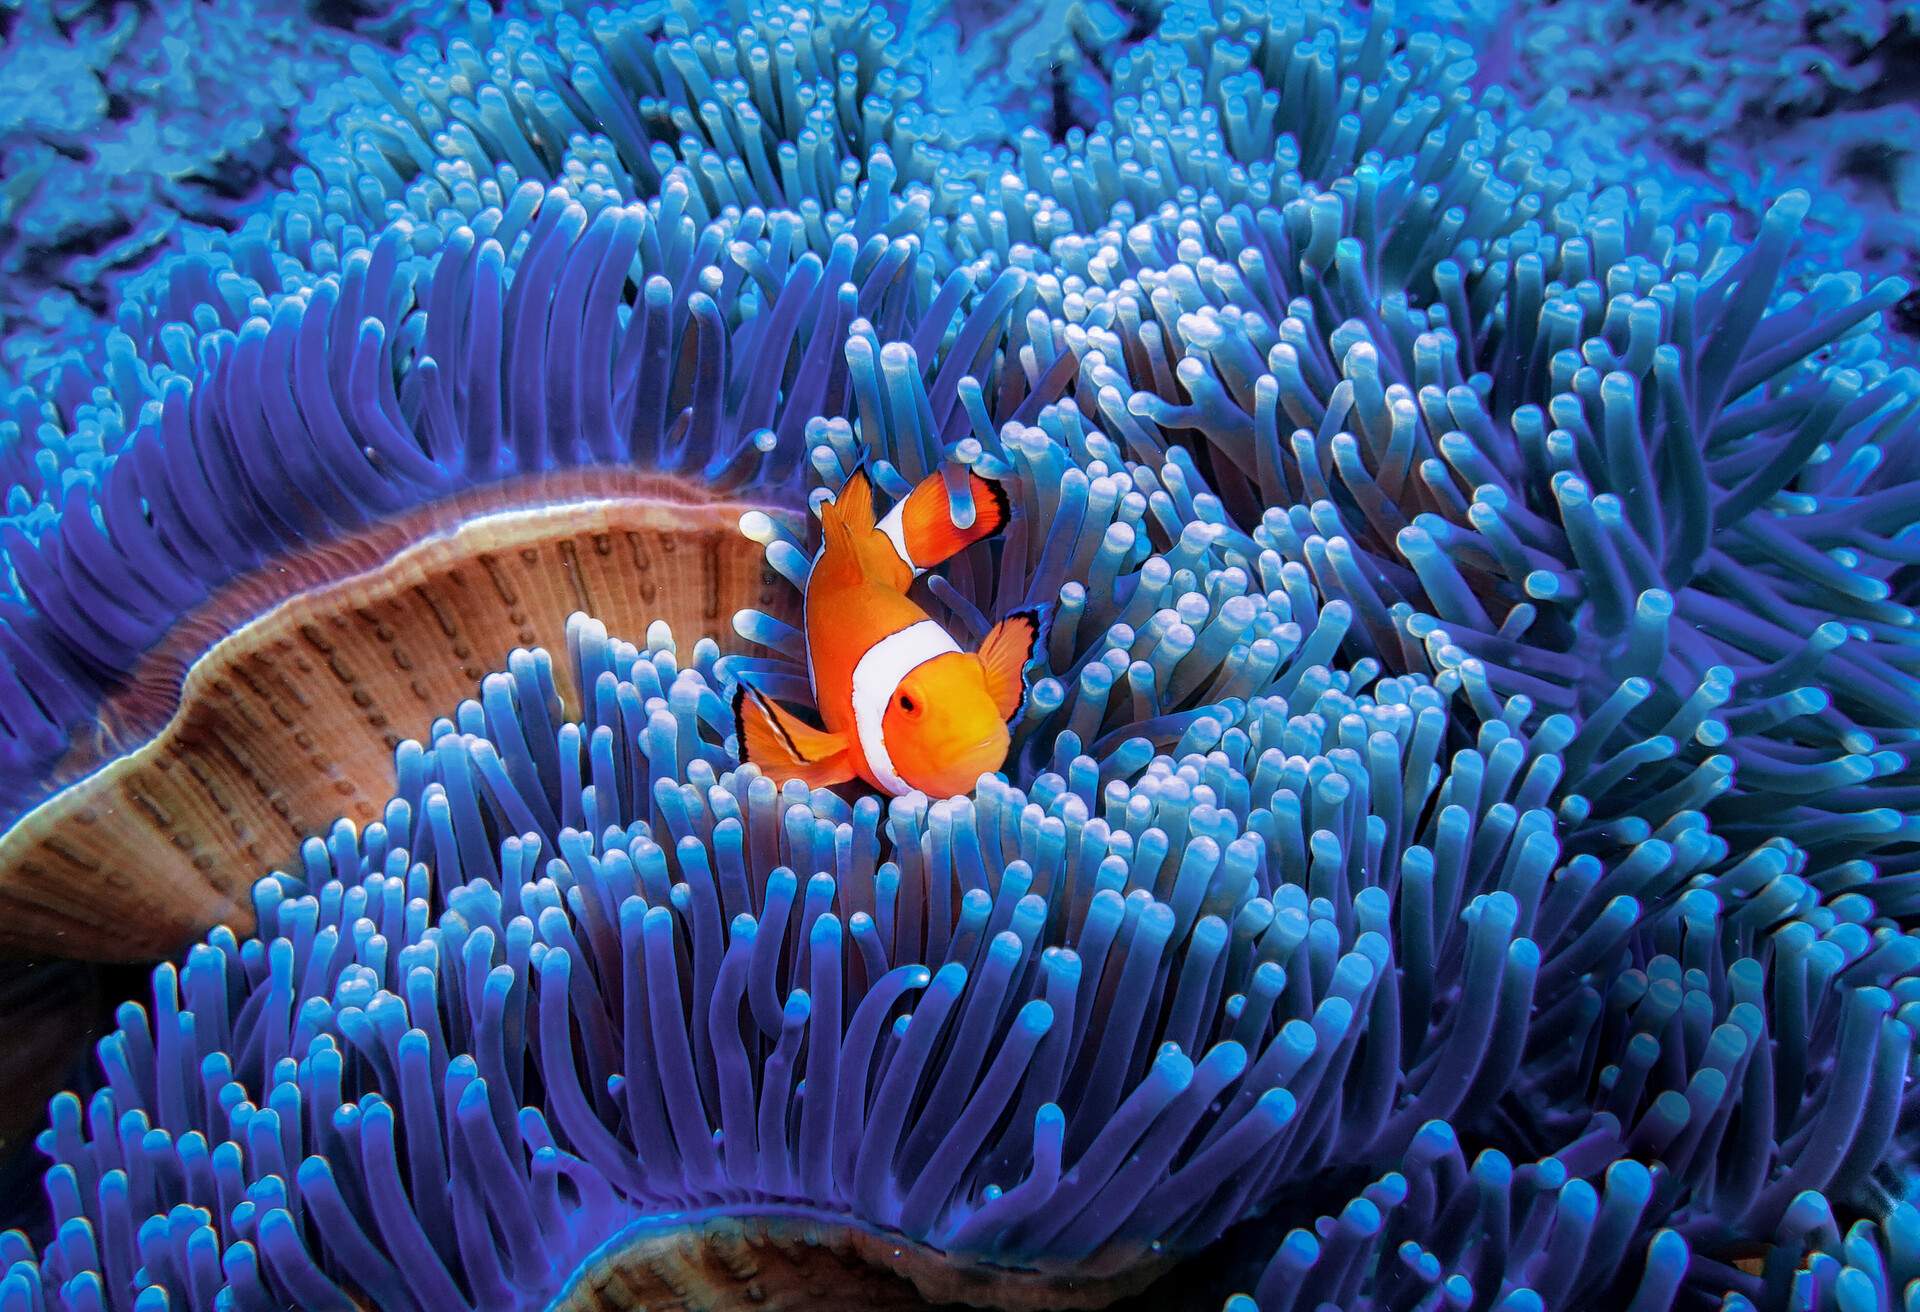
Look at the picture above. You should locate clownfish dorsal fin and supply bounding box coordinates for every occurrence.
[815,465,879,589]
[976,608,1045,720]
[732,683,856,790]
[835,464,878,535]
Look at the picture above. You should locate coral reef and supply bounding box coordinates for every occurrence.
[0,0,405,392]
[0,0,1917,1306]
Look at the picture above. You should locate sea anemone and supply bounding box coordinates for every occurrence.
[5,0,1920,1306]
[4,593,1913,1309]
[963,0,1920,924]
[12,0,1911,955]
[1462,0,1920,358]
[8,310,1920,1306]
[1226,1150,1920,1311]
[0,0,993,955]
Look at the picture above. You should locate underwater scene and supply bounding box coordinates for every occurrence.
[2,0,1919,1307]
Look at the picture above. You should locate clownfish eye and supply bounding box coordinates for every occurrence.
[896,693,918,714]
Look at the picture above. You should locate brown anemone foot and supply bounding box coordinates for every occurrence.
[0,471,798,960]
[551,1211,1174,1312]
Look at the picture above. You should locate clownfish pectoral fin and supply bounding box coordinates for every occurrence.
[879,468,1010,574]
[732,683,856,789]
[977,608,1045,720]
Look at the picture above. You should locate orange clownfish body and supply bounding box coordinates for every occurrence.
[732,465,1041,798]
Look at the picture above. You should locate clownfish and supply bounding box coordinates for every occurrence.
[732,465,1041,798]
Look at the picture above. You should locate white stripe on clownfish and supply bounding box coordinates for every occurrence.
[849,619,961,794]
[876,499,920,576]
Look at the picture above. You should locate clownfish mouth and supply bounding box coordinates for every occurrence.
[901,733,1012,799]
[955,733,1012,760]
[947,733,1013,774]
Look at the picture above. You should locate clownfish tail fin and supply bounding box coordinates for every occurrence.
[732,683,856,790]
[977,606,1046,721]
[880,468,1011,574]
